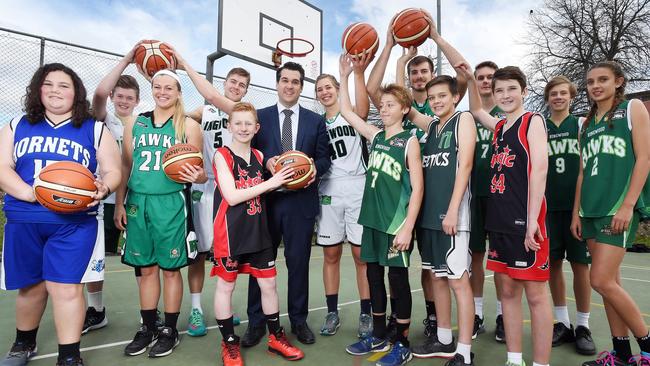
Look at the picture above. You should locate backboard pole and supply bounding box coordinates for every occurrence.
[204,50,226,105]
[436,0,442,76]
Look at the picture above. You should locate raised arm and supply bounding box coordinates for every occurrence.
[340,55,380,140]
[525,114,548,251]
[93,43,139,122]
[455,62,499,131]
[395,47,417,88]
[351,51,372,120]
[366,16,397,109]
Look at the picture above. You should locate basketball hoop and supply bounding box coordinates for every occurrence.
[272,37,315,68]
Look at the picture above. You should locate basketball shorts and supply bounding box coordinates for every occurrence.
[191,180,216,253]
[1,218,105,290]
[581,213,639,248]
[316,176,364,246]
[360,227,412,268]
[486,231,550,281]
[417,228,471,279]
[210,246,276,282]
[548,210,590,264]
[469,196,489,252]
[102,203,121,254]
[122,191,197,270]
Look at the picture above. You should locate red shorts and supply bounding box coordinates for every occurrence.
[210,246,276,282]
[486,232,550,281]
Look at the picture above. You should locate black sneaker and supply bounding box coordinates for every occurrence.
[552,322,575,347]
[386,313,398,344]
[82,307,108,334]
[423,316,438,338]
[124,325,157,356]
[574,326,597,355]
[581,350,634,365]
[411,334,456,358]
[148,326,179,357]
[55,356,84,366]
[444,352,474,366]
[495,315,505,343]
[472,315,485,339]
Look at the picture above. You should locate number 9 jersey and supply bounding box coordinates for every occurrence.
[546,114,581,211]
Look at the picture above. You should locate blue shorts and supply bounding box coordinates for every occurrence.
[1,219,105,290]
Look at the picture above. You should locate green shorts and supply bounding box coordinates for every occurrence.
[548,211,591,264]
[360,227,412,268]
[122,191,195,270]
[580,213,640,248]
[469,196,489,252]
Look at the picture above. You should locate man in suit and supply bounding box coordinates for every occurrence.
[242,62,331,346]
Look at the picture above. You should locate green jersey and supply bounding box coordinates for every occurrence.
[402,100,434,144]
[472,106,504,197]
[358,130,415,235]
[128,112,183,194]
[546,114,581,211]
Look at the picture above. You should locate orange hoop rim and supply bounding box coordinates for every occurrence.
[274,37,315,58]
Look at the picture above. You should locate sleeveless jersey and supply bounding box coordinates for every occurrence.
[358,130,415,235]
[213,147,272,257]
[322,113,367,179]
[485,112,548,236]
[103,113,124,204]
[128,111,182,194]
[472,106,504,197]
[546,114,580,211]
[4,115,101,223]
[579,100,650,217]
[402,100,434,144]
[419,111,471,230]
[200,105,232,180]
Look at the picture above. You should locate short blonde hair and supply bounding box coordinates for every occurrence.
[544,75,577,101]
[230,102,258,122]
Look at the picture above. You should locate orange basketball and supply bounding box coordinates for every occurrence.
[33,161,97,213]
[342,22,379,59]
[162,143,203,183]
[392,8,430,48]
[134,40,177,78]
[273,150,314,190]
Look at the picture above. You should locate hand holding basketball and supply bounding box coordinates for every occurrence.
[385,13,398,49]
[87,178,110,208]
[419,8,440,41]
[398,46,417,65]
[268,165,295,189]
[351,49,373,73]
[177,163,207,184]
[305,158,317,188]
[339,54,354,78]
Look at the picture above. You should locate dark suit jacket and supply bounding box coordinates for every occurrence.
[252,104,331,218]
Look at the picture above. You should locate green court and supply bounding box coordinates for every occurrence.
[1,248,649,366]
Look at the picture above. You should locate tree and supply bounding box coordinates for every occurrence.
[525,0,650,114]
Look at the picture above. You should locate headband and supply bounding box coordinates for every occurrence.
[152,69,181,85]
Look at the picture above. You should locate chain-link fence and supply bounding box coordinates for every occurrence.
[0,27,323,127]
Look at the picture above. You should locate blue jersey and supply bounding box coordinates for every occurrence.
[3,115,103,223]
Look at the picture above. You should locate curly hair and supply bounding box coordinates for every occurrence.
[24,63,92,127]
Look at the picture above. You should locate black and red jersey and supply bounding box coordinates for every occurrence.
[213,146,272,257]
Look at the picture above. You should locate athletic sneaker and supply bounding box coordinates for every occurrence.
[0,342,37,366]
[358,313,373,338]
[411,334,455,358]
[472,315,485,339]
[124,325,157,356]
[187,308,207,337]
[55,356,84,366]
[386,313,398,343]
[445,353,474,366]
[221,335,243,366]
[267,328,304,361]
[376,341,412,366]
[552,322,575,346]
[581,351,635,365]
[505,361,526,366]
[423,316,438,338]
[630,351,650,366]
[233,314,241,326]
[495,315,506,343]
[82,307,107,334]
[140,310,164,329]
[148,326,179,357]
[320,311,341,336]
[346,336,390,355]
[575,326,597,355]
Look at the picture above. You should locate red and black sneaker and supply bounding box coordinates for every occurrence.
[221,335,243,366]
[267,328,304,361]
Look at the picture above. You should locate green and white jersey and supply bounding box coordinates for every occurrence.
[322,113,367,180]
[358,130,415,235]
[402,100,434,144]
[200,104,231,180]
[128,111,183,194]
[419,111,471,231]
[546,114,581,211]
[472,106,504,197]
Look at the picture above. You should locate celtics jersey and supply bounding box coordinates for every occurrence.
[402,100,434,144]
[419,111,471,231]
[128,111,183,194]
[472,106,504,197]
[322,113,367,180]
[358,130,415,235]
[546,114,580,211]
[200,105,232,180]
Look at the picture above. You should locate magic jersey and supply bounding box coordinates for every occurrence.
[473,106,504,197]
[322,113,367,179]
[200,105,232,180]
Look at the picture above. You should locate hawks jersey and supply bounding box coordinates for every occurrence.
[546,114,580,211]
[200,105,232,180]
[3,115,101,223]
[485,112,548,236]
[419,112,471,231]
[358,130,415,235]
[128,111,182,194]
[402,100,434,144]
[322,113,367,180]
[103,113,124,204]
[213,147,272,257]
[473,106,505,197]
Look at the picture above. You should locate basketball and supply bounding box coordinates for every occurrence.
[273,150,314,190]
[341,22,379,59]
[134,40,177,78]
[33,161,97,213]
[162,143,203,183]
[391,8,430,48]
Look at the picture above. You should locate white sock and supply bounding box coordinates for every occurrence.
[532,363,549,366]
[554,305,571,328]
[87,291,104,311]
[507,352,523,365]
[496,300,503,316]
[474,297,484,318]
[456,342,472,362]
[191,293,203,313]
[576,311,590,328]
[437,327,453,345]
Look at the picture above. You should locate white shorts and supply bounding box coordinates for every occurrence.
[316,176,364,246]
[191,180,215,253]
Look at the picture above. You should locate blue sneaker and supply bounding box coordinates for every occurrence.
[346,336,390,355]
[376,342,412,366]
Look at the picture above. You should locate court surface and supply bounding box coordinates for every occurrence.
[0,248,648,366]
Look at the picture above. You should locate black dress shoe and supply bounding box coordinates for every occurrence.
[574,326,597,355]
[291,323,316,344]
[241,324,266,348]
[552,322,575,347]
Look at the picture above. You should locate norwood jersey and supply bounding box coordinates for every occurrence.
[473,106,504,197]
[213,147,272,257]
[546,115,580,211]
[3,115,102,223]
[402,100,434,144]
[485,112,547,236]
[358,130,415,235]
[128,112,182,194]
[322,113,367,179]
[201,105,232,179]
